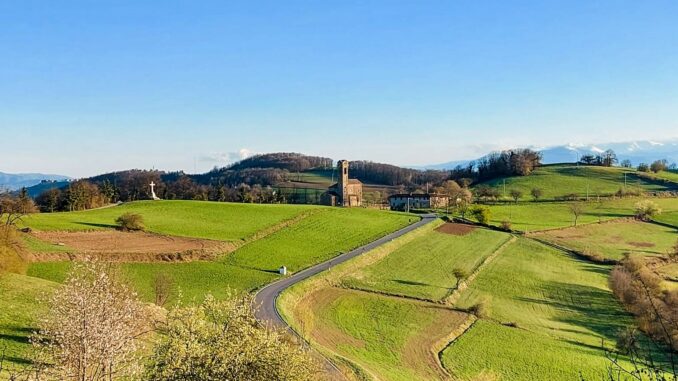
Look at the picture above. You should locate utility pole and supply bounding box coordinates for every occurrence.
[624,173,627,190]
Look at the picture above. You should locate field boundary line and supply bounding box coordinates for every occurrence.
[443,235,516,306]
[434,313,477,380]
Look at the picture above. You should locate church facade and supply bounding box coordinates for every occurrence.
[321,160,363,207]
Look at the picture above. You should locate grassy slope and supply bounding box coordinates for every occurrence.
[27,205,413,303]
[485,197,678,232]
[343,221,510,301]
[479,165,676,201]
[225,208,413,273]
[532,220,677,261]
[0,273,56,368]
[22,200,314,241]
[443,238,633,380]
[654,211,678,228]
[311,288,467,381]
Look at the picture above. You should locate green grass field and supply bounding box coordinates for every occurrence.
[0,273,56,368]
[655,211,678,228]
[483,197,678,232]
[442,320,618,381]
[224,207,413,273]
[444,238,634,379]
[479,164,677,201]
[22,200,314,241]
[342,221,510,301]
[531,220,677,261]
[26,202,413,303]
[293,287,468,381]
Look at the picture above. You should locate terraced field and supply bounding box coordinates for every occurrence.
[446,238,634,380]
[531,220,678,261]
[294,287,469,381]
[479,164,677,201]
[342,221,510,301]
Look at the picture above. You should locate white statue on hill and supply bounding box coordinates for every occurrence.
[150,181,161,200]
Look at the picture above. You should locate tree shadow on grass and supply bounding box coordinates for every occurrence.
[516,281,631,342]
[391,279,450,290]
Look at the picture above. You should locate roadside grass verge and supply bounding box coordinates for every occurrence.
[342,221,510,301]
[530,220,677,262]
[21,200,314,241]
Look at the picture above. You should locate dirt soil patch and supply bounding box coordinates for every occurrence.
[27,230,232,262]
[435,223,477,236]
[628,241,656,248]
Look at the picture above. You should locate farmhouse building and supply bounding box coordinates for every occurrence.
[388,193,449,211]
[321,160,363,207]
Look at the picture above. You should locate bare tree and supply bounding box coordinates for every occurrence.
[509,189,522,203]
[530,188,543,202]
[568,202,585,226]
[152,272,175,307]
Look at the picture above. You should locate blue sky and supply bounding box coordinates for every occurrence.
[2,1,677,177]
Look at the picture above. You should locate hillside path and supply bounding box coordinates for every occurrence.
[253,213,438,379]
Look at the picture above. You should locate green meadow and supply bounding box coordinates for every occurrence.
[342,220,510,301]
[483,197,678,232]
[25,202,412,303]
[225,207,413,273]
[22,200,314,241]
[532,220,678,261]
[0,273,56,369]
[446,238,634,379]
[479,164,677,201]
[306,288,468,381]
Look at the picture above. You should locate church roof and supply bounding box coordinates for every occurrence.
[328,179,363,189]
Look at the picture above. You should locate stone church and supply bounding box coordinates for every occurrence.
[322,160,363,207]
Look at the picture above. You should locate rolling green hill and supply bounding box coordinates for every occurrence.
[478,164,678,201]
[22,200,315,241]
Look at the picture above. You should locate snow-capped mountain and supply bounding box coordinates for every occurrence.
[539,140,678,165]
[417,139,678,170]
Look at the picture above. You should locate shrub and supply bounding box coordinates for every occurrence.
[634,200,661,221]
[145,293,319,381]
[470,206,491,225]
[500,220,512,231]
[530,188,543,202]
[116,213,145,231]
[452,267,470,285]
[469,300,490,318]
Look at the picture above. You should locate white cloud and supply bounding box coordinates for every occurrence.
[199,148,255,165]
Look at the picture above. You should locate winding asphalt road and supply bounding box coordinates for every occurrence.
[253,213,438,378]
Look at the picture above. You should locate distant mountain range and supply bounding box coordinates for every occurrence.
[0,172,71,192]
[418,139,678,170]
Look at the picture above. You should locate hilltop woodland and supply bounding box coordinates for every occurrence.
[31,150,547,212]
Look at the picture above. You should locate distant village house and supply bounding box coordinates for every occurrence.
[388,193,448,211]
[321,160,363,207]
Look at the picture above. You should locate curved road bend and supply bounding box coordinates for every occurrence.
[254,213,438,379]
